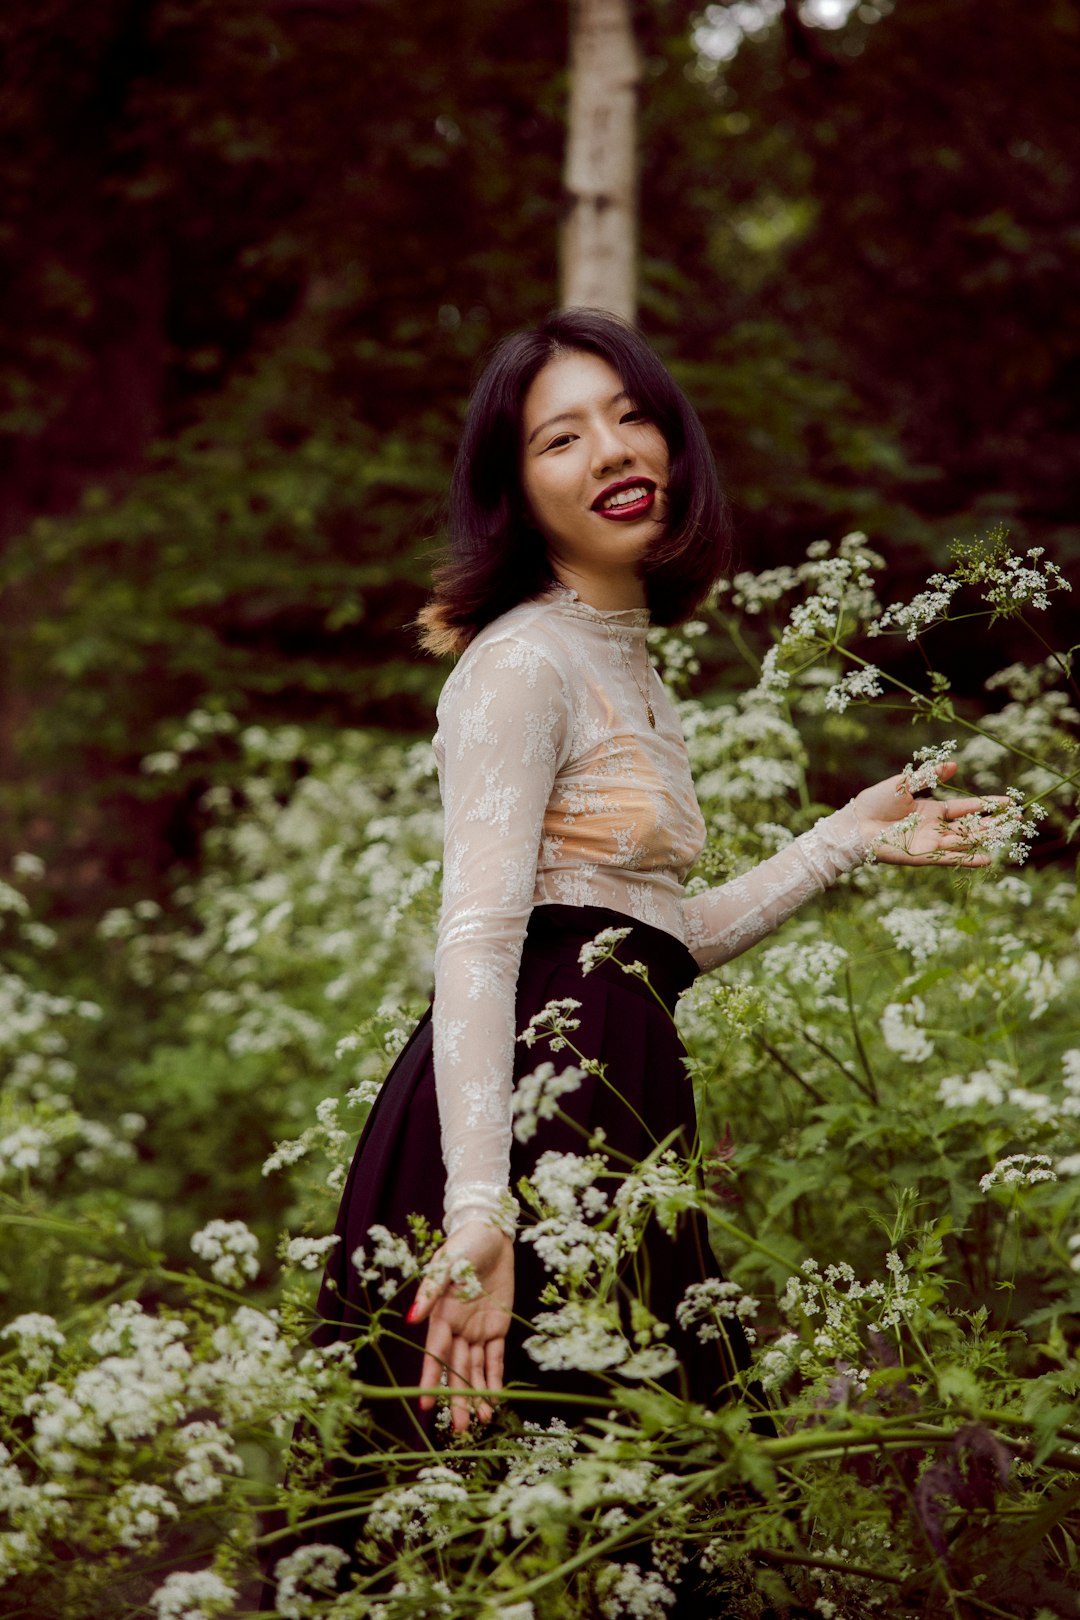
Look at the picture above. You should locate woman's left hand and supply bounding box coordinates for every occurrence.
[852,761,1007,866]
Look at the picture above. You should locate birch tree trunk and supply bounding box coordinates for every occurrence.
[560,0,641,323]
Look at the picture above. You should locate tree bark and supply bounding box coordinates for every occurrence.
[560,0,641,323]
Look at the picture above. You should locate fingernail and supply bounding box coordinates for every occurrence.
[405,1303,419,1324]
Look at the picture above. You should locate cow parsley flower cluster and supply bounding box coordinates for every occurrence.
[281,1233,340,1272]
[871,577,959,640]
[979,1154,1057,1193]
[675,1279,760,1345]
[937,1061,1013,1110]
[880,997,934,1063]
[822,663,884,713]
[578,928,633,974]
[597,1560,677,1619]
[104,1482,178,1548]
[946,787,1046,865]
[1,1313,65,1373]
[967,545,1072,617]
[366,1465,470,1549]
[271,1543,351,1619]
[524,1299,632,1374]
[172,1420,244,1503]
[760,937,849,998]
[512,1062,586,1143]
[27,1302,192,1471]
[351,1223,423,1301]
[897,740,957,796]
[518,996,583,1050]
[190,1219,260,1287]
[878,903,960,964]
[614,1152,700,1240]
[779,1252,918,1361]
[148,1570,238,1620]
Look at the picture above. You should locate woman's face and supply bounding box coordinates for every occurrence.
[520,349,669,609]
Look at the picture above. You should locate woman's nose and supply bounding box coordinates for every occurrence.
[591,422,633,476]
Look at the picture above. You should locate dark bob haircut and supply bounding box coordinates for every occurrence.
[418,308,731,654]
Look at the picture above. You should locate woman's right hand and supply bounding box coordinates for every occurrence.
[407,1222,514,1432]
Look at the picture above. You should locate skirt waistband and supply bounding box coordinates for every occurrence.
[524,903,699,1014]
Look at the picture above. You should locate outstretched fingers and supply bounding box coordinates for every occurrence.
[939,794,1011,818]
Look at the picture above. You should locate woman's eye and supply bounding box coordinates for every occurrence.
[545,433,575,450]
[621,410,648,424]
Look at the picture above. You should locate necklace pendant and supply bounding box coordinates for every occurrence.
[646,702,656,729]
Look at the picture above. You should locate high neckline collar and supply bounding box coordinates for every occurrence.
[546,580,650,629]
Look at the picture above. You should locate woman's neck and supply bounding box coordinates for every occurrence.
[549,564,646,613]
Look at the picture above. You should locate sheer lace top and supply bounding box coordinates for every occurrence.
[431,586,867,1235]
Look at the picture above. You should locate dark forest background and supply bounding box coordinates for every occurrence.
[3,0,1078,914]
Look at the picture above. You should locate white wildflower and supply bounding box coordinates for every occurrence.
[524,1301,629,1372]
[191,1307,317,1433]
[754,645,791,702]
[512,1062,586,1141]
[823,664,884,713]
[528,1151,609,1219]
[620,1344,680,1380]
[598,1560,677,1619]
[946,788,1046,866]
[172,1420,244,1503]
[492,1477,573,1540]
[518,997,583,1050]
[273,1543,351,1617]
[0,1124,54,1180]
[937,1063,1010,1109]
[283,1234,340,1272]
[873,576,959,640]
[141,751,182,775]
[878,1250,917,1331]
[729,566,799,612]
[367,1465,470,1548]
[757,1331,803,1391]
[676,1279,759,1344]
[105,1482,178,1549]
[979,1154,1057,1193]
[760,938,849,996]
[579,930,633,974]
[880,998,934,1063]
[190,1219,260,1287]
[262,1132,315,1176]
[614,1154,697,1239]
[1,1313,65,1372]
[897,741,957,796]
[879,904,958,964]
[520,1215,617,1283]
[1007,1087,1057,1125]
[148,1570,237,1620]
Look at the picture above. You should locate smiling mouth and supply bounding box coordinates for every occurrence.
[592,480,657,520]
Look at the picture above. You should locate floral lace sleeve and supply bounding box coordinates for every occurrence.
[433,635,573,1237]
[681,804,868,974]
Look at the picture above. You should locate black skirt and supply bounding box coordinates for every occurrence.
[312,902,751,1449]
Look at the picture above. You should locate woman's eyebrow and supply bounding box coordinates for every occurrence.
[526,391,632,446]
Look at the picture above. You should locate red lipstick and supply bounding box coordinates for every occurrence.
[591,478,657,521]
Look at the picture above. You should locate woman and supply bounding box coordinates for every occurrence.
[310,307,996,1457]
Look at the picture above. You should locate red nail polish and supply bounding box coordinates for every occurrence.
[406,1303,419,1324]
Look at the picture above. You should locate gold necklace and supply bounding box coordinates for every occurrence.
[607,626,656,728]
